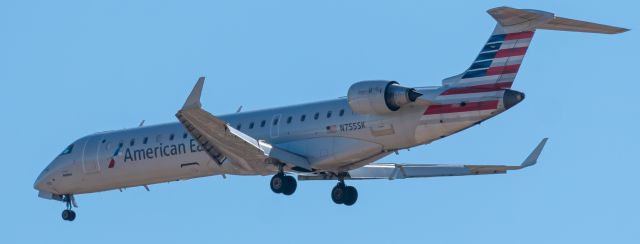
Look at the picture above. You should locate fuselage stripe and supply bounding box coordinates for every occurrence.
[440,82,513,95]
[424,100,500,115]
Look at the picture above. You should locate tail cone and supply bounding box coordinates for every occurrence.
[503,89,525,109]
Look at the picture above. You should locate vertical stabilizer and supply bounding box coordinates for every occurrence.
[442,7,628,88]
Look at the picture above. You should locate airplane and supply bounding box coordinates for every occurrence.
[34,6,628,221]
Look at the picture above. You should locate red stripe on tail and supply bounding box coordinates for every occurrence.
[495,47,528,58]
[505,31,534,41]
[486,64,520,76]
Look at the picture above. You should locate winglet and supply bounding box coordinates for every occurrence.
[520,138,548,168]
[182,77,205,110]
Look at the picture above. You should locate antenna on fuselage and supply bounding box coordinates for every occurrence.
[138,120,145,127]
[236,105,243,113]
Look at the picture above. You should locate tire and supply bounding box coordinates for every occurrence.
[343,186,358,206]
[68,210,76,221]
[331,185,345,204]
[270,173,285,193]
[61,210,71,221]
[281,175,297,196]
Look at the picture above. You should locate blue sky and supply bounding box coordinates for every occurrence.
[1,0,638,243]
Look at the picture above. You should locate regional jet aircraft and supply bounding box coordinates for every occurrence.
[34,7,628,221]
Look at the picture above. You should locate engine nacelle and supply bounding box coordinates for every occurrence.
[347,80,422,115]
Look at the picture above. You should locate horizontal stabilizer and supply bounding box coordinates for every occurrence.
[488,6,629,34]
[537,17,629,34]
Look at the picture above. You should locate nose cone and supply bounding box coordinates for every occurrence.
[503,89,525,109]
[33,168,51,192]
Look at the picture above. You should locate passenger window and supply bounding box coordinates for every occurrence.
[327,111,332,118]
[339,109,345,116]
[273,118,279,125]
[286,116,292,124]
[249,122,255,129]
[143,137,148,144]
[59,144,74,156]
[169,134,175,141]
[300,114,306,122]
[236,123,242,130]
[314,112,319,120]
[183,133,188,139]
[129,139,135,146]
[260,120,266,127]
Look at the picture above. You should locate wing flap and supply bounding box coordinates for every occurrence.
[298,164,517,180]
[177,107,269,172]
[299,138,547,181]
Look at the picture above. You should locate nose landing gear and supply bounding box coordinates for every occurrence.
[61,194,77,221]
[62,209,76,221]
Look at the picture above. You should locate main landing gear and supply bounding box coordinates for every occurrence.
[61,194,76,221]
[270,173,297,195]
[331,180,358,206]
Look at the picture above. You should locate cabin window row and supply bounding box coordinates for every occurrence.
[101,132,190,148]
[236,109,347,130]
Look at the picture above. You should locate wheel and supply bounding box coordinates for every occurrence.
[281,175,297,196]
[270,173,285,194]
[61,209,73,221]
[68,210,76,221]
[343,186,358,206]
[331,184,346,204]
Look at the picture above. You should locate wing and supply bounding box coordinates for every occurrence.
[299,138,547,180]
[176,77,311,175]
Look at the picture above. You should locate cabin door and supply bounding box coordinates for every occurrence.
[82,136,103,174]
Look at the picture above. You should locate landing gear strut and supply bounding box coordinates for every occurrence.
[331,177,358,206]
[270,164,297,195]
[61,194,76,221]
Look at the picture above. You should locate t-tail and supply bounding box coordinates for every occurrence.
[442,6,628,89]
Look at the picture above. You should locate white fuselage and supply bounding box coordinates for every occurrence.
[34,86,520,195]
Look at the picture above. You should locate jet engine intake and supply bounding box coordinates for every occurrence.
[347,80,422,114]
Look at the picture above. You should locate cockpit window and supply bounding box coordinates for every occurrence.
[59,144,74,156]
